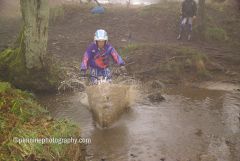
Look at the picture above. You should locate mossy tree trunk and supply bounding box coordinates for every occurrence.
[20,0,49,70]
[0,0,60,91]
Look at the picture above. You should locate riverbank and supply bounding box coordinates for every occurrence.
[0,82,85,161]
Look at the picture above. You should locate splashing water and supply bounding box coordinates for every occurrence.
[86,83,137,127]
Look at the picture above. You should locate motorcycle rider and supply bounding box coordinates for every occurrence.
[80,29,125,84]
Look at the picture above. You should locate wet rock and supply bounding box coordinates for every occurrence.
[148,92,165,102]
[160,158,165,161]
[195,129,203,137]
[225,140,233,146]
[130,153,137,158]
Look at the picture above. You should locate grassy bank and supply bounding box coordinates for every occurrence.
[120,43,228,84]
[0,82,85,161]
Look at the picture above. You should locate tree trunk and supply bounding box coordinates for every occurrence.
[198,0,206,32]
[0,0,60,91]
[127,0,131,8]
[94,0,101,6]
[20,0,49,70]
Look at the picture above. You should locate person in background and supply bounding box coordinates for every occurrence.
[177,0,197,41]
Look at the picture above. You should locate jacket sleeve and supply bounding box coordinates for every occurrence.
[80,46,91,70]
[110,47,125,66]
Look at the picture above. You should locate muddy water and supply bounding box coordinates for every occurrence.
[98,0,160,5]
[38,86,240,161]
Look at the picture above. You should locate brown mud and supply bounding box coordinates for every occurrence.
[1,2,239,85]
[1,1,240,161]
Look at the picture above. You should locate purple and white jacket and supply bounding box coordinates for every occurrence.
[80,42,125,70]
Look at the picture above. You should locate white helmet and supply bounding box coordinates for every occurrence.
[94,29,108,41]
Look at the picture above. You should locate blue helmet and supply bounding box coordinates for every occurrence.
[94,29,108,41]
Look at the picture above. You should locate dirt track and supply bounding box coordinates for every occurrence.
[46,4,240,85]
[0,3,240,84]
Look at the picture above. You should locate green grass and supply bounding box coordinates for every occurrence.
[168,46,211,78]
[203,2,240,43]
[0,82,84,161]
[138,1,179,17]
[204,27,229,41]
[0,82,11,93]
[121,43,211,80]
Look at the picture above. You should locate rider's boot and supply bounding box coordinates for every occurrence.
[177,34,182,40]
[187,34,191,41]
